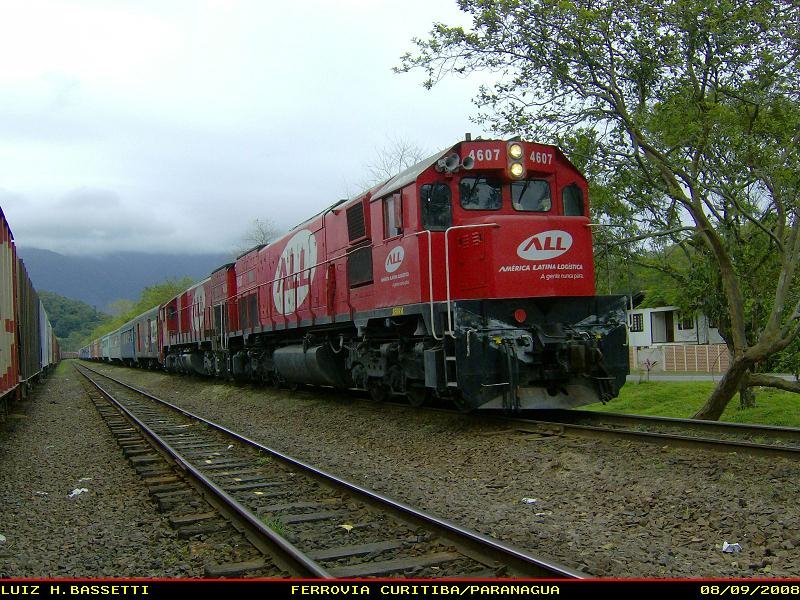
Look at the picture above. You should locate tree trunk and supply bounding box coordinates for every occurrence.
[746,373,800,394]
[738,383,756,409]
[692,357,754,420]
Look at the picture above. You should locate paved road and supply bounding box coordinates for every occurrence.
[626,373,797,382]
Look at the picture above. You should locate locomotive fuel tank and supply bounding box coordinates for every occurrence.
[273,344,348,388]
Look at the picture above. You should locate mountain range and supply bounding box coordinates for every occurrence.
[18,247,231,312]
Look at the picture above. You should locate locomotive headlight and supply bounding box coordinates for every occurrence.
[509,162,525,178]
[508,143,523,159]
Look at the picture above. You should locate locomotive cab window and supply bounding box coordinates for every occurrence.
[420,183,452,230]
[511,179,551,212]
[459,176,502,210]
[562,183,585,216]
[383,193,403,238]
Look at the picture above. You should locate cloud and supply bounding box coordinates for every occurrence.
[4,187,179,254]
[0,0,486,256]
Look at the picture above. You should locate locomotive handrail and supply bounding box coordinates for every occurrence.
[198,224,495,343]
[209,242,378,334]
[444,223,500,337]
[409,230,443,341]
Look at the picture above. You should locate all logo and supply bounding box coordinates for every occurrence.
[516,230,573,261]
[273,229,317,315]
[385,246,404,273]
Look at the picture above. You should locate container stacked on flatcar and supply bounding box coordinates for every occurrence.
[0,208,60,416]
[87,137,628,412]
[0,209,20,404]
[17,258,42,382]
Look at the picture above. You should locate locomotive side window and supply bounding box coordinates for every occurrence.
[562,183,585,216]
[511,179,551,212]
[420,183,452,230]
[459,177,502,210]
[383,193,403,238]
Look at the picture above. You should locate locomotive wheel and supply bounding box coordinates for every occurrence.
[406,385,428,407]
[450,392,472,413]
[367,379,389,403]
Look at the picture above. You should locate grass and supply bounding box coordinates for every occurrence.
[262,517,286,537]
[587,380,800,427]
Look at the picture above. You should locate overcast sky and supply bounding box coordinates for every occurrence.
[0,0,487,255]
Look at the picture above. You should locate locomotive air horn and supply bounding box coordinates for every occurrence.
[461,156,474,170]
[436,153,462,173]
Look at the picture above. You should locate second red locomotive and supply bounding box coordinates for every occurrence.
[83,137,628,411]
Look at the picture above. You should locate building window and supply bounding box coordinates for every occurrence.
[678,314,695,330]
[629,313,644,332]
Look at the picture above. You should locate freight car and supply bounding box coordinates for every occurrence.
[0,208,60,418]
[83,137,628,411]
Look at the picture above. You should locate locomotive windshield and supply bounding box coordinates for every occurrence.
[511,179,551,212]
[459,176,502,210]
[420,183,452,230]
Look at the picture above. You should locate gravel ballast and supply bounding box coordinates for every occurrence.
[81,362,800,578]
[4,361,799,578]
[0,363,233,577]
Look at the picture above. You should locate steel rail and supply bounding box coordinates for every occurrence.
[530,409,800,442]
[78,363,583,579]
[371,399,800,459]
[490,410,800,460]
[75,364,332,578]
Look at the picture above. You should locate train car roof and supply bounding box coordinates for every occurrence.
[211,262,235,275]
[370,147,450,200]
[286,145,452,233]
[282,137,578,235]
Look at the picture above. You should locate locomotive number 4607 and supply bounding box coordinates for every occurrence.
[466,148,554,164]
[467,148,501,162]
[530,151,553,164]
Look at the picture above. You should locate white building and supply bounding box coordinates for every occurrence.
[626,306,729,372]
[626,306,725,347]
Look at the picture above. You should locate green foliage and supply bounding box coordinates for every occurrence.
[86,277,195,344]
[39,291,109,352]
[398,0,800,417]
[262,516,286,537]
[589,381,800,427]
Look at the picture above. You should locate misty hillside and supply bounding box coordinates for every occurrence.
[19,247,231,312]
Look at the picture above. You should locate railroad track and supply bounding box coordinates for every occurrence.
[499,409,800,459]
[75,363,583,579]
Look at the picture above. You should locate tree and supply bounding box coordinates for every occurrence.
[398,0,800,419]
[39,291,109,352]
[234,217,280,256]
[365,135,428,186]
[107,299,135,317]
[86,277,195,342]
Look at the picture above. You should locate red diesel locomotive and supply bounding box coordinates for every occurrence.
[85,137,628,411]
